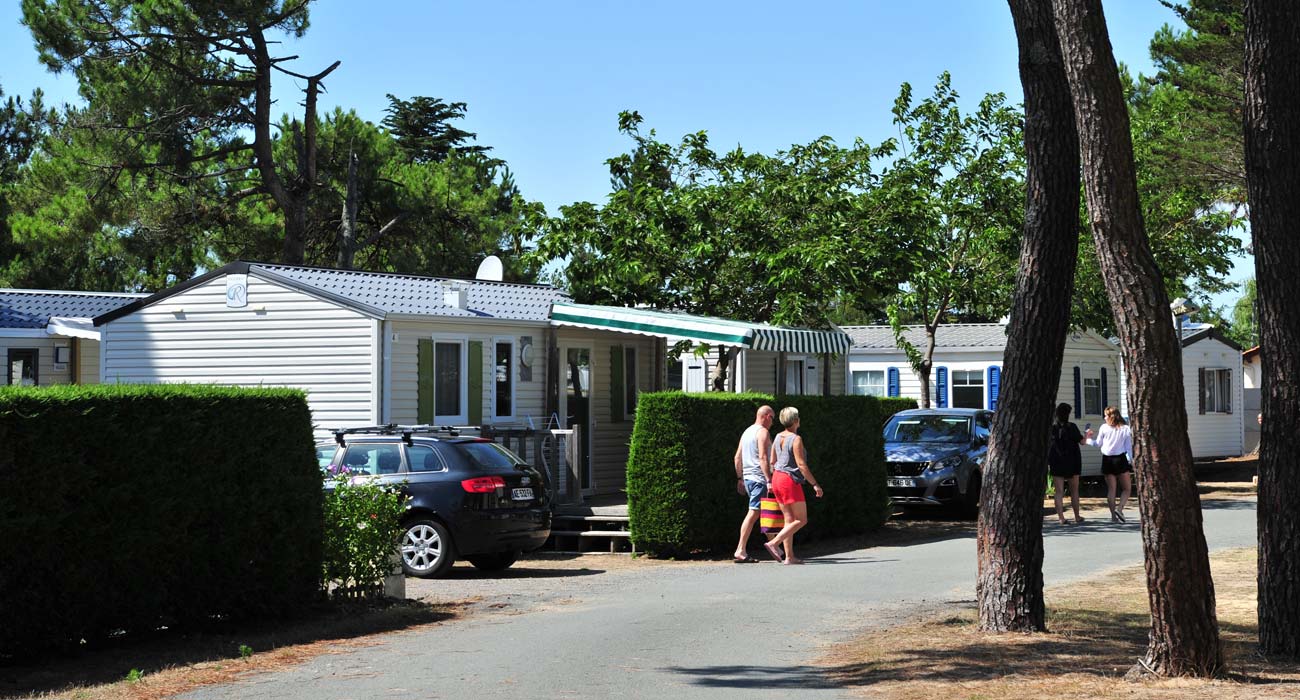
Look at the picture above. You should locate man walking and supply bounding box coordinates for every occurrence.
[733,405,775,562]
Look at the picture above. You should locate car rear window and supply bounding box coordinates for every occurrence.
[450,441,525,471]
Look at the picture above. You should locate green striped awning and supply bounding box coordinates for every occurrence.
[549,302,851,354]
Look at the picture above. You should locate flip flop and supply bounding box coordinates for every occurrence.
[733,555,758,564]
[763,541,784,562]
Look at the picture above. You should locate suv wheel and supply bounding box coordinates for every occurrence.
[400,519,456,578]
[960,472,982,520]
[466,551,520,572]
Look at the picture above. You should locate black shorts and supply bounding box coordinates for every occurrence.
[1101,453,1131,475]
[1048,462,1081,478]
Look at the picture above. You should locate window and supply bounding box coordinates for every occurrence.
[852,370,886,397]
[624,346,638,416]
[407,444,444,472]
[494,339,514,420]
[339,443,403,475]
[1204,368,1233,413]
[975,412,992,440]
[952,370,984,409]
[1082,375,1103,415]
[7,349,37,386]
[434,339,465,422]
[785,358,805,394]
[315,445,338,469]
[667,359,683,390]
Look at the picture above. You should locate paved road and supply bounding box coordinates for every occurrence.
[188,500,1256,700]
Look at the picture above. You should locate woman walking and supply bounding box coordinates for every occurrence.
[1048,403,1087,525]
[1087,406,1134,522]
[763,407,824,565]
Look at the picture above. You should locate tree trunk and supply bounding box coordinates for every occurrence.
[1243,0,1300,659]
[710,347,733,392]
[977,0,1081,633]
[337,150,360,269]
[1052,0,1223,677]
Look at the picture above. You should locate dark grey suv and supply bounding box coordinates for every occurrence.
[882,408,992,518]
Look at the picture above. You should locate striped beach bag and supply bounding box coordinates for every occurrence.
[759,497,785,533]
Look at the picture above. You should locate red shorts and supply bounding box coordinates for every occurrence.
[771,471,805,504]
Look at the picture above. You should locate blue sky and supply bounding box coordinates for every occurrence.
[0,1,1251,308]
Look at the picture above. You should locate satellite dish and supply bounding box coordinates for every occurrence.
[475,255,504,281]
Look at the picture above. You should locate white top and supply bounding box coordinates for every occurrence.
[1087,423,1133,456]
[739,424,768,483]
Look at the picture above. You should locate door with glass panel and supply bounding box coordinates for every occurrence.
[558,346,593,493]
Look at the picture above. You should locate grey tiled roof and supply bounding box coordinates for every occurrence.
[842,324,1009,350]
[0,290,146,329]
[254,264,570,322]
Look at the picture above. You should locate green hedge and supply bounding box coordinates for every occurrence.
[0,384,322,656]
[626,391,917,556]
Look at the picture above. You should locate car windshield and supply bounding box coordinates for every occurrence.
[884,415,972,444]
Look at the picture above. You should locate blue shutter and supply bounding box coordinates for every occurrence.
[935,366,948,408]
[1073,366,1082,418]
[988,366,1001,411]
[887,367,900,397]
[1100,367,1109,409]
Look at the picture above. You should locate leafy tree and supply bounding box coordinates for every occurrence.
[877,74,1026,408]
[0,86,58,285]
[1227,277,1257,347]
[1242,0,1300,659]
[977,0,1080,634]
[1053,0,1222,677]
[382,95,491,164]
[22,0,339,265]
[530,111,901,388]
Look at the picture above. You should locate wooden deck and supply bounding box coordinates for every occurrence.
[550,495,632,553]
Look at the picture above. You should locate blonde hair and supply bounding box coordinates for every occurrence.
[779,406,800,427]
[1104,406,1126,426]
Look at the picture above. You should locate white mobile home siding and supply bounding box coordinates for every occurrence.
[1183,338,1244,459]
[100,275,379,431]
[849,334,1122,476]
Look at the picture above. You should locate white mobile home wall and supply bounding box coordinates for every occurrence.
[675,348,845,396]
[1183,336,1244,459]
[99,274,380,431]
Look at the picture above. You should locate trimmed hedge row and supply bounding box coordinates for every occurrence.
[626,391,917,556]
[0,384,322,656]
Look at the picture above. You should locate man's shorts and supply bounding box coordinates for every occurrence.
[744,479,768,510]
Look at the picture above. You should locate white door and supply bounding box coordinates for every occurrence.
[685,358,708,392]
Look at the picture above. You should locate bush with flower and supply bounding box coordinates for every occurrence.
[322,474,408,596]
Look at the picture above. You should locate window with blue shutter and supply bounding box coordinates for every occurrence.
[935,366,948,408]
[988,366,1001,411]
[887,367,900,397]
[1073,366,1082,418]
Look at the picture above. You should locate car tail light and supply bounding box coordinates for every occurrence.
[461,476,506,493]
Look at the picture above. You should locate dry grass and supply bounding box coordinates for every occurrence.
[0,599,463,700]
[821,547,1300,699]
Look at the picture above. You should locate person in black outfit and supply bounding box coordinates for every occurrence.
[1048,402,1087,525]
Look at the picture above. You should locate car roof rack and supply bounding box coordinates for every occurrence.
[332,424,484,446]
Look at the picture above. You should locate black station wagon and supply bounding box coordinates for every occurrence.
[318,426,552,578]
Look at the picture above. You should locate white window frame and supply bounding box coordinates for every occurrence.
[1082,372,1103,416]
[1205,367,1233,414]
[951,369,985,409]
[431,334,468,425]
[492,336,515,423]
[622,345,638,419]
[852,369,886,397]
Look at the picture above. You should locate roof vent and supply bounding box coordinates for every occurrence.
[443,283,468,309]
[475,255,504,282]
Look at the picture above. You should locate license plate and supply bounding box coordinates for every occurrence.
[887,478,916,488]
[511,487,534,501]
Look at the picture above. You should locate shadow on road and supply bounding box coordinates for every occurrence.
[441,566,606,580]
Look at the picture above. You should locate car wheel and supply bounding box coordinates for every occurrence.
[400,519,456,578]
[960,472,982,520]
[466,551,520,572]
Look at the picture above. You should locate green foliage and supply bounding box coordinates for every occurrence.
[383,94,490,164]
[529,111,902,328]
[625,391,916,556]
[0,384,322,656]
[1227,277,1258,347]
[239,644,253,660]
[125,669,143,683]
[322,474,407,594]
[877,74,1025,401]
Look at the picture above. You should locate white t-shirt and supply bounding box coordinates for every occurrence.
[1087,423,1132,456]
